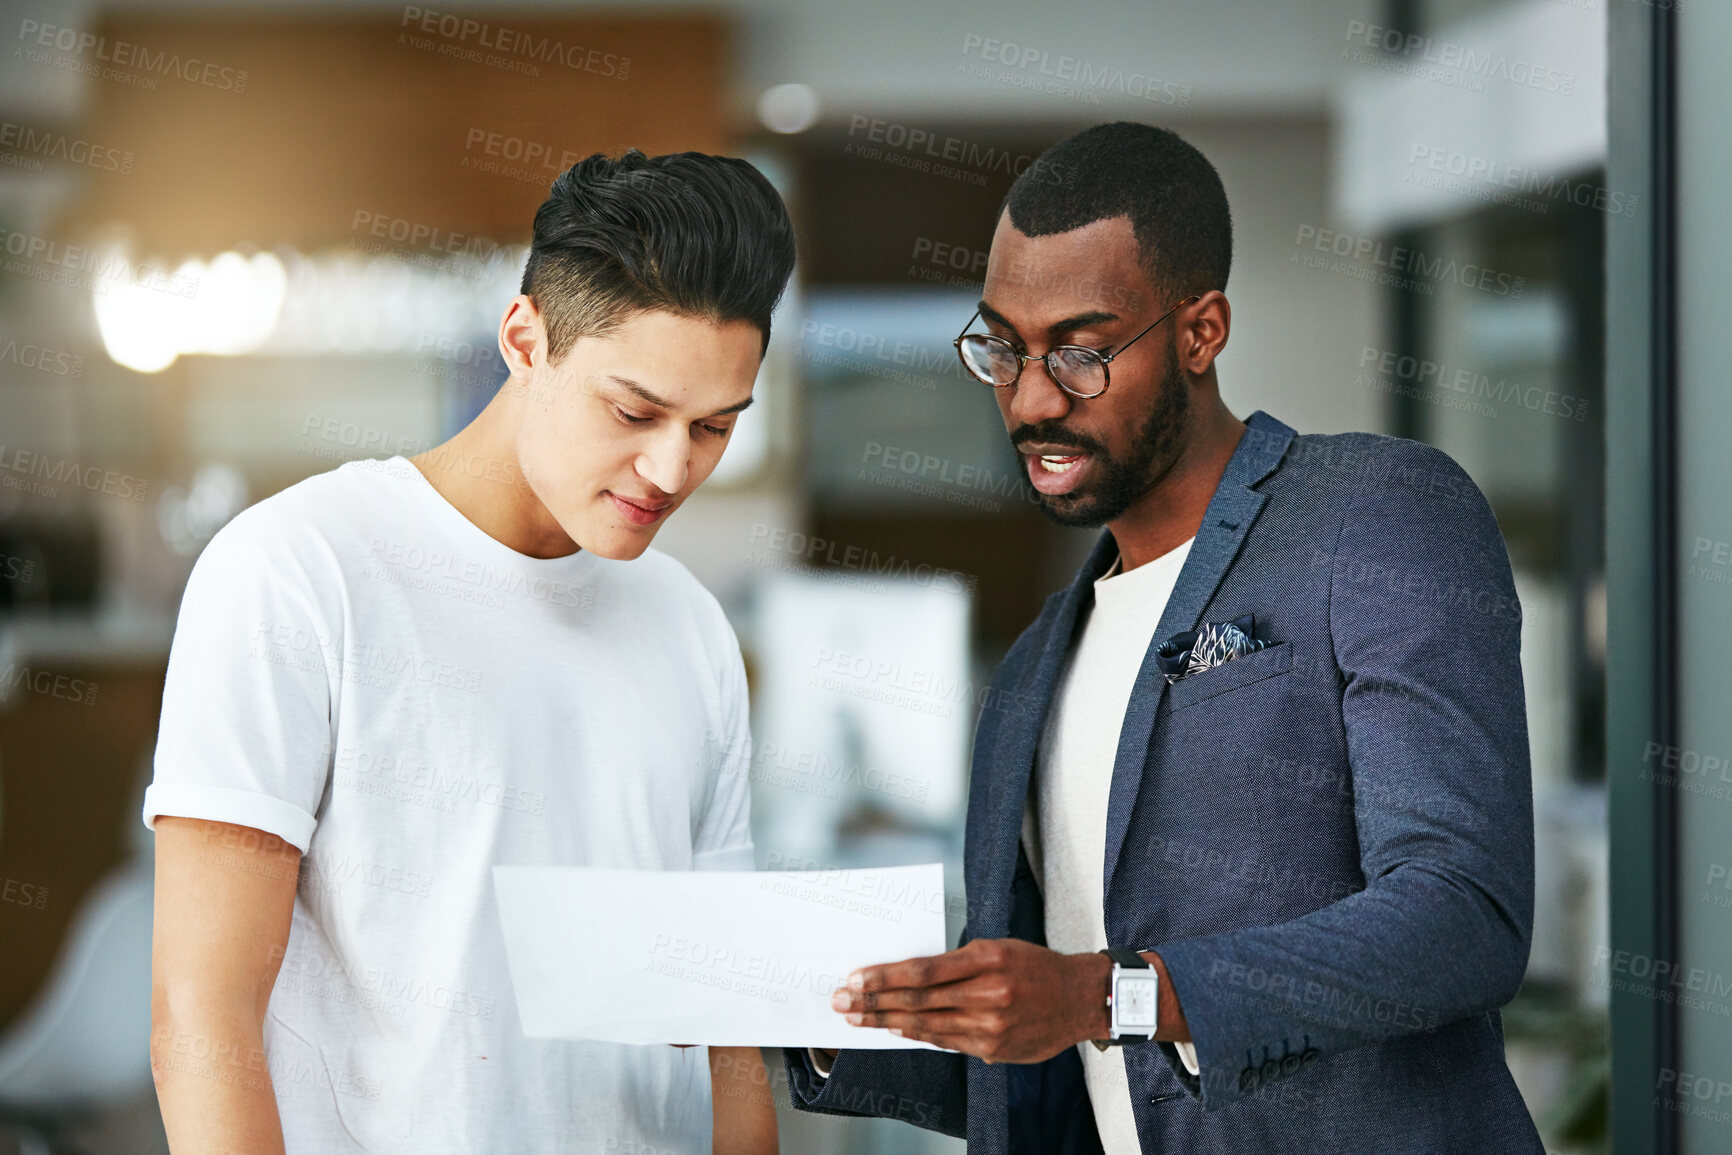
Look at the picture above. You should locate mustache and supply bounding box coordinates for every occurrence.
[1010,423,1106,456]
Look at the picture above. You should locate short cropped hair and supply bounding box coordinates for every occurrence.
[521,148,797,363]
[1003,122,1231,301]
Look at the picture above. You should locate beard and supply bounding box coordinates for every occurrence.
[1019,339,1190,529]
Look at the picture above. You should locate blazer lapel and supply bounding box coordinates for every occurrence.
[1099,411,1297,899]
[972,530,1119,937]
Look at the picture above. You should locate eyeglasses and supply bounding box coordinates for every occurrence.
[952,295,1200,399]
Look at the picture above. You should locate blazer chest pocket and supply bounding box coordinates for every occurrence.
[1163,641,1293,711]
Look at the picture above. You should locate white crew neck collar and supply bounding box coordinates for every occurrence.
[1094,535,1195,592]
[365,455,600,576]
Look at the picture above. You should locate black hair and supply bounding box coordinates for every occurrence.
[1002,122,1231,301]
[520,148,797,362]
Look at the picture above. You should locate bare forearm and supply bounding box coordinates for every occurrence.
[710,1045,777,1155]
[151,1010,285,1155]
[151,818,300,1155]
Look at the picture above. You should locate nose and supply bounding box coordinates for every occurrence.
[635,427,690,497]
[1004,359,1074,430]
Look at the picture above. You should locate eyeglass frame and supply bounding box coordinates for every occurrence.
[951,294,1202,399]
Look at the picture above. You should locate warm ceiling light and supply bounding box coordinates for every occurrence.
[91,253,184,373]
[92,244,524,370]
[192,251,288,356]
[93,248,287,372]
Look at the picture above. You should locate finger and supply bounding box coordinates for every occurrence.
[848,946,990,996]
[846,1008,975,1035]
[850,986,940,1015]
[838,976,1004,1016]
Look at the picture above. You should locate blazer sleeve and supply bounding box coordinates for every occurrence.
[1151,439,1534,1110]
[781,1045,968,1138]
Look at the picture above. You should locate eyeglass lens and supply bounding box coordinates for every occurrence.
[958,336,1106,394]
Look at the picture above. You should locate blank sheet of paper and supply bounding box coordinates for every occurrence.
[493,863,949,1048]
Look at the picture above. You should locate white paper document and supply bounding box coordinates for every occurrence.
[493,863,950,1048]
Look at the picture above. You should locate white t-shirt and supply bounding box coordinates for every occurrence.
[1023,539,1199,1154]
[144,454,754,1154]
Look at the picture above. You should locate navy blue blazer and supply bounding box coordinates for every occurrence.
[784,411,1546,1154]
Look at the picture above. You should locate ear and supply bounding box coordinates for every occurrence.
[1177,291,1230,376]
[497,294,546,379]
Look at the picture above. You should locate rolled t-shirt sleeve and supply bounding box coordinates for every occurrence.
[691,629,754,872]
[144,528,335,854]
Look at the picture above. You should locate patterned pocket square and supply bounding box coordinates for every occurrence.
[1155,614,1272,685]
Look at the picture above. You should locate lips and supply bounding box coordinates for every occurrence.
[1024,450,1094,496]
[607,491,671,527]
[1017,439,1096,496]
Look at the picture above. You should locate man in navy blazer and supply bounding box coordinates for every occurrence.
[785,122,1546,1153]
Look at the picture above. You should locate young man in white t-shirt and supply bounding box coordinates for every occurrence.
[144,149,795,1154]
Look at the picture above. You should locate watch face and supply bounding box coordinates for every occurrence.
[1115,973,1159,1031]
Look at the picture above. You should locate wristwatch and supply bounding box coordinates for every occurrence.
[1091,947,1158,1051]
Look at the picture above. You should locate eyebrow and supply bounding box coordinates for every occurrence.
[602,374,754,418]
[976,301,1122,344]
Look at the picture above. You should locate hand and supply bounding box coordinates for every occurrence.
[828,938,1113,1065]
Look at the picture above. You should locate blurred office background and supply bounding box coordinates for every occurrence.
[0,0,1724,1151]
